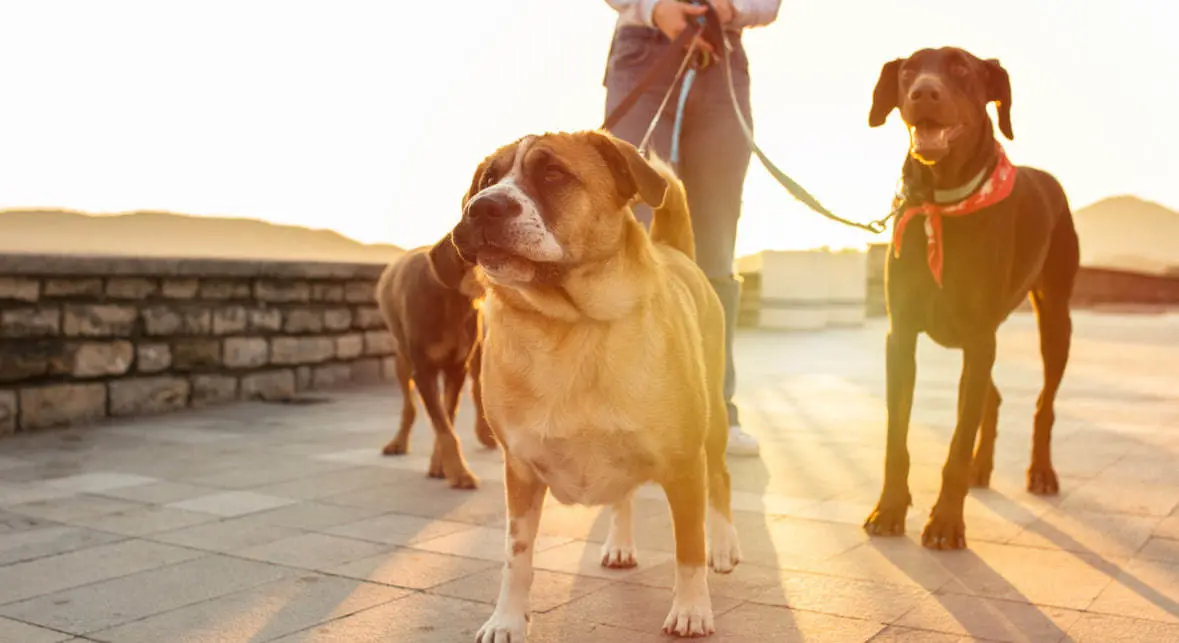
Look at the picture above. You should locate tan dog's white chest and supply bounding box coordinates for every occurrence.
[505,426,655,506]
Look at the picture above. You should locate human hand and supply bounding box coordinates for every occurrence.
[652,1,714,54]
[711,0,736,25]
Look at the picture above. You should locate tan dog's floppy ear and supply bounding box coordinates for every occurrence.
[983,58,1014,140]
[427,233,467,289]
[588,131,667,208]
[869,58,904,128]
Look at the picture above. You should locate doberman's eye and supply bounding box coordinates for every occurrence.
[951,64,969,77]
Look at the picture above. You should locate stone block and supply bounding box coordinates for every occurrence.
[212,306,249,335]
[0,390,16,435]
[344,281,375,303]
[353,306,385,330]
[313,363,352,389]
[0,341,72,383]
[161,279,200,299]
[44,278,103,297]
[137,343,172,373]
[336,333,364,360]
[72,341,135,378]
[0,307,60,338]
[255,280,310,303]
[249,308,283,332]
[381,356,398,379]
[312,283,345,302]
[284,308,323,333]
[324,308,353,331]
[240,370,296,401]
[19,383,107,430]
[109,377,190,417]
[171,339,222,371]
[200,280,251,300]
[295,366,313,391]
[106,278,158,299]
[142,306,211,336]
[223,337,269,369]
[191,375,239,407]
[63,305,138,337]
[0,277,39,302]
[363,330,395,356]
[270,337,335,365]
[351,358,383,384]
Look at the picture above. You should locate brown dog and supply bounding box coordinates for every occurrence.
[862,47,1080,549]
[445,131,740,641]
[374,238,496,489]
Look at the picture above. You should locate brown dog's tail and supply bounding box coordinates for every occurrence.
[646,153,696,262]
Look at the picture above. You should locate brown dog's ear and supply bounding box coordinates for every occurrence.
[983,58,1014,140]
[588,131,667,208]
[426,233,467,289]
[869,58,905,128]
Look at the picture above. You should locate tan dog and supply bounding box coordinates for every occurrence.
[373,237,496,489]
[444,130,741,641]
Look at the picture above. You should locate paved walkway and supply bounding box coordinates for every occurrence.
[2,312,1178,642]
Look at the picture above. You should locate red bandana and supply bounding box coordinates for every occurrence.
[892,143,1018,287]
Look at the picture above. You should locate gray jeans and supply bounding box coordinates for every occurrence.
[603,26,753,427]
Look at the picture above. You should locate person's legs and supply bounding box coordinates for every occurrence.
[677,37,759,456]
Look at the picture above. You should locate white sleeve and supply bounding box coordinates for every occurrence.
[730,0,782,29]
[603,0,663,28]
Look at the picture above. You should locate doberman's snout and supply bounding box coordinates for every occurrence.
[908,76,944,104]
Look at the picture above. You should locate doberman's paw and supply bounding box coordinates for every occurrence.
[921,507,967,550]
[381,436,409,456]
[968,459,993,488]
[1027,464,1060,496]
[448,467,480,490]
[864,503,908,537]
[475,421,498,449]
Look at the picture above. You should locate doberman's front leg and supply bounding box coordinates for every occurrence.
[865,329,919,536]
[922,336,997,550]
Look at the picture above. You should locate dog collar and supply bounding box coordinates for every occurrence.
[892,142,1018,288]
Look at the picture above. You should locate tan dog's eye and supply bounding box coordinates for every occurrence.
[542,164,567,184]
[479,170,497,190]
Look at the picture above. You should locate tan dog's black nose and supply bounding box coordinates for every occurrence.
[467,192,520,222]
[908,77,943,103]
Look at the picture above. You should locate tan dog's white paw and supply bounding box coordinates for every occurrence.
[708,514,742,574]
[662,598,715,638]
[475,611,529,643]
[600,540,638,569]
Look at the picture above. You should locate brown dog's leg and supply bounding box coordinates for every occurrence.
[661,454,714,638]
[476,460,547,643]
[922,337,997,550]
[969,381,1002,488]
[1027,289,1071,495]
[381,353,416,456]
[414,363,479,489]
[865,330,919,536]
[468,344,497,449]
[443,364,465,425]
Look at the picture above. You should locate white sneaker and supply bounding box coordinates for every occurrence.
[726,425,760,457]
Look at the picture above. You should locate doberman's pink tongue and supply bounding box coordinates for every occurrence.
[911,125,951,157]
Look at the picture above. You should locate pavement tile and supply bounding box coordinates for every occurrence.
[0,617,73,642]
[93,481,223,505]
[748,569,931,623]
[183,458,353,490]
[1138,537,1179,564]
[526,613,670,642]
[271,592,488,643]
[1006,509,1162,558]
[167,490,296,517]
[624,560,792,602]
[243,501,384,531]
[147,514,304,553]
[0,554,290,634]
[868,625,981,642]
[0,524,125,566]
[322,512,478,546]
[893,593,1081,642]
[328,547,497,590]
[64,505,220,537]
[0,539,203,605]
[1060,479,1179,517]
[432,567,613,613]
[89,574,408,643]
[1088,557,1179,624]
[44,472,158,494]
[713,601,885,642]
[5,495,148,523]
[1155,515,1179,540]
[1065,612,1179,642]
[249,467,402,501]
[531,540,675,580]
[409,525,572,562]
[543,582,743,635]
[235,532,391,570]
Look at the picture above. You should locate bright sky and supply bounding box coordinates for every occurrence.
[2,1,1176,258]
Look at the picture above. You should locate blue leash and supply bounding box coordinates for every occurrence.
[668,66,696,169]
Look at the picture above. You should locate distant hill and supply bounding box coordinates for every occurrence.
[1074,196,1179,274]
[0,209,404,264]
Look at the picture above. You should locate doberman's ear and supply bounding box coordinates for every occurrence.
[983,58,1014,140]
[426,233,468,289]
[587,130,667,208]
[869,58,905,128]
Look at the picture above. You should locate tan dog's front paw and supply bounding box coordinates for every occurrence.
[708,515,742,574]
[600,540,638,569]
[475,610,529,643]
[662,598,715,638]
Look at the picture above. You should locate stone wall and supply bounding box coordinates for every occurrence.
[0,254,396,436]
